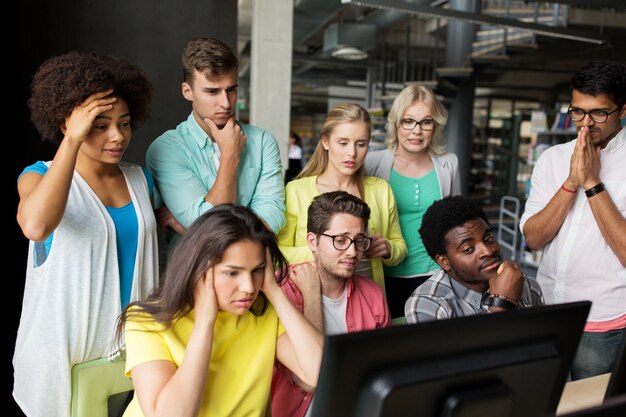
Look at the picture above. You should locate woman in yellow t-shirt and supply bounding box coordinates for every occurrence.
[115,204,323,417]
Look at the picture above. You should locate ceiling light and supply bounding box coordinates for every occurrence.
[323,22,376,61]
[331,46,369,60]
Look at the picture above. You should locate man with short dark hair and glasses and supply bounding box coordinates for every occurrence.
[271,191,391,417]
[521,60,626,380]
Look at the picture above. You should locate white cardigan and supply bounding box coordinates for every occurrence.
[13,162,159,417]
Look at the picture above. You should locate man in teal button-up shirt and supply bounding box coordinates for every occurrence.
[147,37,285,248]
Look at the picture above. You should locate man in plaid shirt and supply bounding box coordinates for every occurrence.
[405,196,543,323]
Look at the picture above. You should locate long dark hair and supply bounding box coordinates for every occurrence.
[114,204,287,350]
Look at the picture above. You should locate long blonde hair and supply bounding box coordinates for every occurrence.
[386,84,448,156]
[297,103,372,196]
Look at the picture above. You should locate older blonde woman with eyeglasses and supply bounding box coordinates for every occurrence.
[365,84,461,318]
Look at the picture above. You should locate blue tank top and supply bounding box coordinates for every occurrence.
[19,161,154,308]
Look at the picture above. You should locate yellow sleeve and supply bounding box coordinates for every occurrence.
[376,179,407,267]
[124,314,174,377]
[277,180,315,264]
[276,307,286,338]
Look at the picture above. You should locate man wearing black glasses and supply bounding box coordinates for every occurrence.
[271,191,391,417]
[521,60,626,381]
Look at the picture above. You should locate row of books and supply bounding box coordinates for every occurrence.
[551,111,575,131]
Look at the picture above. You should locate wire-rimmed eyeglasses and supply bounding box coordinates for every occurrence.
[400,118,435,131]
[320,233,372,252]
[567,106,620,123]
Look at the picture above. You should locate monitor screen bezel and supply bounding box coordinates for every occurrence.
[311,301,591,417]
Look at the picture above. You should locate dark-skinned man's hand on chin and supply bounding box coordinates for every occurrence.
[487,260,524,312]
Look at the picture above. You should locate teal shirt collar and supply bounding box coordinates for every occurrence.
[186,112,212,151]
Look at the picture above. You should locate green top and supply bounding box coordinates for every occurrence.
[385,168,441,277]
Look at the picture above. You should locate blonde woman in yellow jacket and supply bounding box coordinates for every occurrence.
[278,103,407,292]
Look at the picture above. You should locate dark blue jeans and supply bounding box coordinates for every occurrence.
[570,329,624,381]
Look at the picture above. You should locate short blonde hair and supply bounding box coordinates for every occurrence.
[385,84,448,156]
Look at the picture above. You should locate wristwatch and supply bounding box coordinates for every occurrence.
[487,295,518,310]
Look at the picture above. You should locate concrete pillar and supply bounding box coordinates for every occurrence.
[250,0,293,171]
[444,0,480,196]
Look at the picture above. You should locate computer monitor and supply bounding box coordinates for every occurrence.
[604,329,626,401]
[311,301,591,417]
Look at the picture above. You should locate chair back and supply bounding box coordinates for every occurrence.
[392,316,407,326]
[70,357,133,417]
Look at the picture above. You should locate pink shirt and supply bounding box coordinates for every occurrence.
[585,313,626,332]
[271,272,391,417]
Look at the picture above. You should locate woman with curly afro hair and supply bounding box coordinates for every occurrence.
[14,51,175,417]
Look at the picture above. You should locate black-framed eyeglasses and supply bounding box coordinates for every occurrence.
[320,233,372,252]
[400,118,435,131]
[567,106,620,123]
